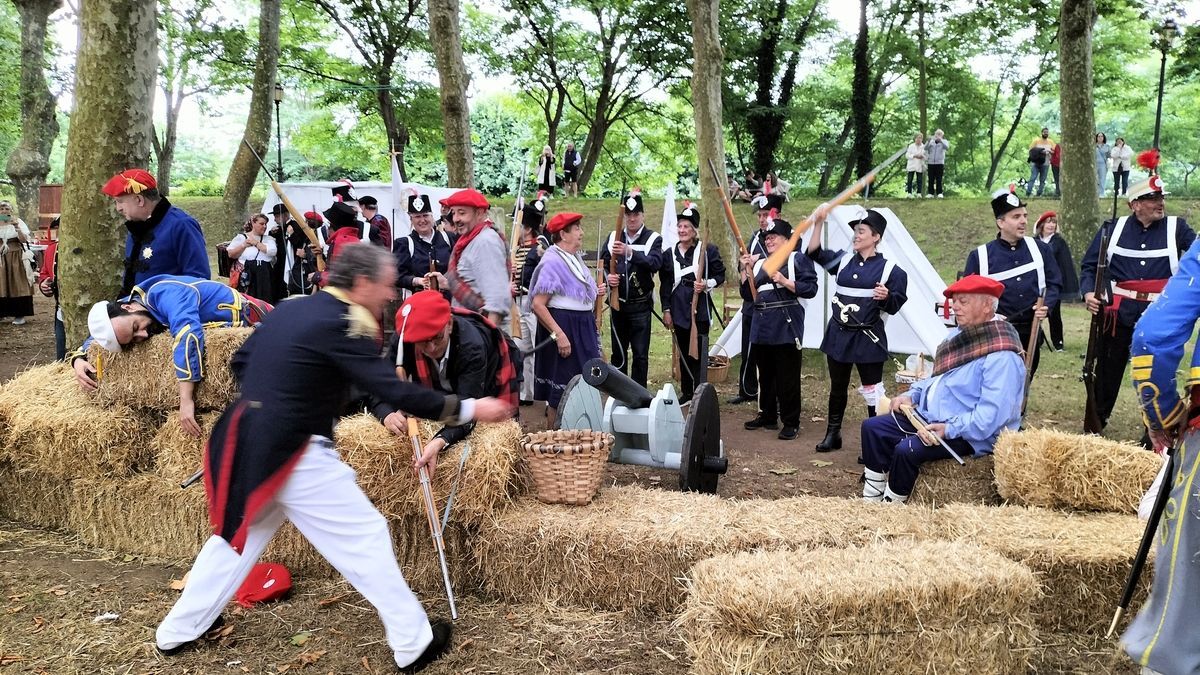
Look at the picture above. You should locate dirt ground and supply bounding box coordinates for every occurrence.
[0,294,1134,673]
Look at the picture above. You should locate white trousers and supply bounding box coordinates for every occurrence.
[155,437,433,668]
[506,303,538,401]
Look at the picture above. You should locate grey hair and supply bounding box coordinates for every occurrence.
[138,188,162,202]
[327,242,393,289]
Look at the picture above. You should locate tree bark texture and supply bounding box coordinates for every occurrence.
[59,0,157,344]
[6,0,62,226]
[427,0,476,188]
[917,0,927,136]
[1058,0,1100,256]
[850,0,873,179]
[686,0,727,255]
[221,0,280,232]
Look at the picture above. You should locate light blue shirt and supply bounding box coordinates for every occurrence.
[906,322,1026,455]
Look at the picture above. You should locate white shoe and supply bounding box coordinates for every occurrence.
[11,318,26,325]
[883,485,909,504]
[937,194,944,199]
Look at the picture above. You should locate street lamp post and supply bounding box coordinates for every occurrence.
[1152,17,1178,151]
[273,82,285,181]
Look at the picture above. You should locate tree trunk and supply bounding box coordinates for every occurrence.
[1058,0,1100,256]
[220,0,280,232]
[58,0,157,344]
[428,0,475,188]
[917,0,927,136]
[850,0,873,179]
[5,0,62,227]
[686,0,726,254]
[378,86,409,182]
[576,117,614,194]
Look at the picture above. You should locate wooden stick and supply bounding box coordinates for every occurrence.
[607,197,625,311]
[688,240,705,360]
[899,403,966,465]
[1022,295,1045,415]
[242,139,325,271]
[706,159,756,301]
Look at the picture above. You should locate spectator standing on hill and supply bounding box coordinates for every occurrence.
[1035,211,1078,351]
[1110,138,1133,197]
[924,129,949,198]
[536,145,556,195]
[563,142,582,197]
[1026,128,1055,197]
[1050,140,1063,198]
[1095,133,1111,196]
[905,133,926,198]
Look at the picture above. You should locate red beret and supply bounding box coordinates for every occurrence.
[101,169,157,197]
[546,212,583,234]
[1035,210,1057,228]
[440,188,490,209]
[303,211,322,221]
[396,290,452,343]
[944,274,1004,300]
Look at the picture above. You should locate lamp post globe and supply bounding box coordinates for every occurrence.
[1152,17,1178,151]
[273,82,285,181]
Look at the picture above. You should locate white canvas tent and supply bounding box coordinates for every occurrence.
[711,205,949,358]
[259,180,462,241]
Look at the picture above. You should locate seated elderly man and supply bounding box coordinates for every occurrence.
[70,274,273,437]
[861,275,1025,503]
[373,290,520,463]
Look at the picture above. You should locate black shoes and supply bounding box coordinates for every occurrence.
[778,426,798,440]
[815,427,842,451]
[399,620,453,673]
[744,416,779,431]
[726,394,757,405]
[157,615,225,656]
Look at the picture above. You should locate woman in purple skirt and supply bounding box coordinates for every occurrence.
[530,212,603,427]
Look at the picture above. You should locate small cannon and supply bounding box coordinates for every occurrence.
[557,358,728,493]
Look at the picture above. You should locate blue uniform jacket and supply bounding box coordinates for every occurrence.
[1130,236,1200,430]
[123,199,210,294]
[963,236,1062,323]
[809,248,908,363]
[600,226,664,307]
[658,242,726,330]
[393,230,455,290]
[739,252,817,346]
[908,325,1025,455]
[1080,215,1195,328]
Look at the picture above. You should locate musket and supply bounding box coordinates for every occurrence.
[1107,435,1179,637]
[593,218,606,333]
[763,146,907,276]
[688,239,706,360]
[706,159,756,301]
[899,403,966,465]
[509,155,532,337]
[607,185,627,311]
[1082,228,1112,433]
[1021,295,1045,415]
[242,139,326,272]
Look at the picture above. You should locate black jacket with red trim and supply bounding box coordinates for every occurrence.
[204,288,462,553]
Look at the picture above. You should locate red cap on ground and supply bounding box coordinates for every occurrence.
[396,290,452,343]
[944,274,1004,300]
[546,212,583,234]
[440,188,490,209]
[235,563,292,607]
[101,169,157,197]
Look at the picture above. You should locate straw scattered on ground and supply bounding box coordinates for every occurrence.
[993,428,1162,513]
[936,502,1149,633]
[89,327,251,411]
[679,540,1039,675]
[909,454,1000,506]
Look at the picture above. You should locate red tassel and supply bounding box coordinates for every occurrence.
[1137,149,1161,173]
[768,208,779,222]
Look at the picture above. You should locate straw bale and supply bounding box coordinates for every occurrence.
[88,327,251,411]
[993,428,1162,513]
[67,473,210,562]
[909,454,1001,506]
[0,463,74,530]
[335,413,523,524]
[475,486,937,614]
[936,502,1149,633]
[150,411,224,483]
[679,540,1039,675]
[0,363,156,479]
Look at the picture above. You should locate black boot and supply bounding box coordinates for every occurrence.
[816,413,843,452]
[399,620,453,673]
[866,405,876,418]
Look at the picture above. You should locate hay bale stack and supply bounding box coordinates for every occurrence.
[89,327,251,412]
[679,540,1039,675]
[475,487,937,614]
[0,463,74,530]
[936,502,1148,633]
[335,413,523,524]
[993,428,1162,513]
[0,363,156,479]
[68,473,209,562]
[150,411,224,483]
[910,454,1000,506]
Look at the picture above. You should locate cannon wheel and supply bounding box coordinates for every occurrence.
[556,374,604,431]
[679,383,724,493]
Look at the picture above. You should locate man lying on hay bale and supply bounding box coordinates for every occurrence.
[861,275,1025,504]
[372,289,521,454]
[154,244,515,674]
[68,274,273,436]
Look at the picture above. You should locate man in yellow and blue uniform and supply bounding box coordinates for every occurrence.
[69,275,272,437]
[1122,232,1200,674]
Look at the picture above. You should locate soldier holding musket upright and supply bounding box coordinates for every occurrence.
[601,189,664,389]
[1080,159,1194,440]
[728,193,783,405]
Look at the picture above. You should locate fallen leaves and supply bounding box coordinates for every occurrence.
[0,653,26,666]
[768,466,797,475]
[290,631,312,647]
[168,571,190,591]
[809,460,833,467]
[45,585,67,597]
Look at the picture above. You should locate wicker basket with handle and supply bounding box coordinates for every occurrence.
[520,429,614,506]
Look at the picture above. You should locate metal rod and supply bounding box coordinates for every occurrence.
[901,404,966,465]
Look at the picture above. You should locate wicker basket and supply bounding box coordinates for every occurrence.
[521,430,614,506]
[706,344,730,384]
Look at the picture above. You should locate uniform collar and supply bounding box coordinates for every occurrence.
[323,286,381,338]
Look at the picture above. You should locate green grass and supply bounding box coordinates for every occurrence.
[175,194,1198,443]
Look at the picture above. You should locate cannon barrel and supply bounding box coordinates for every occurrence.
[583,358,654,409]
